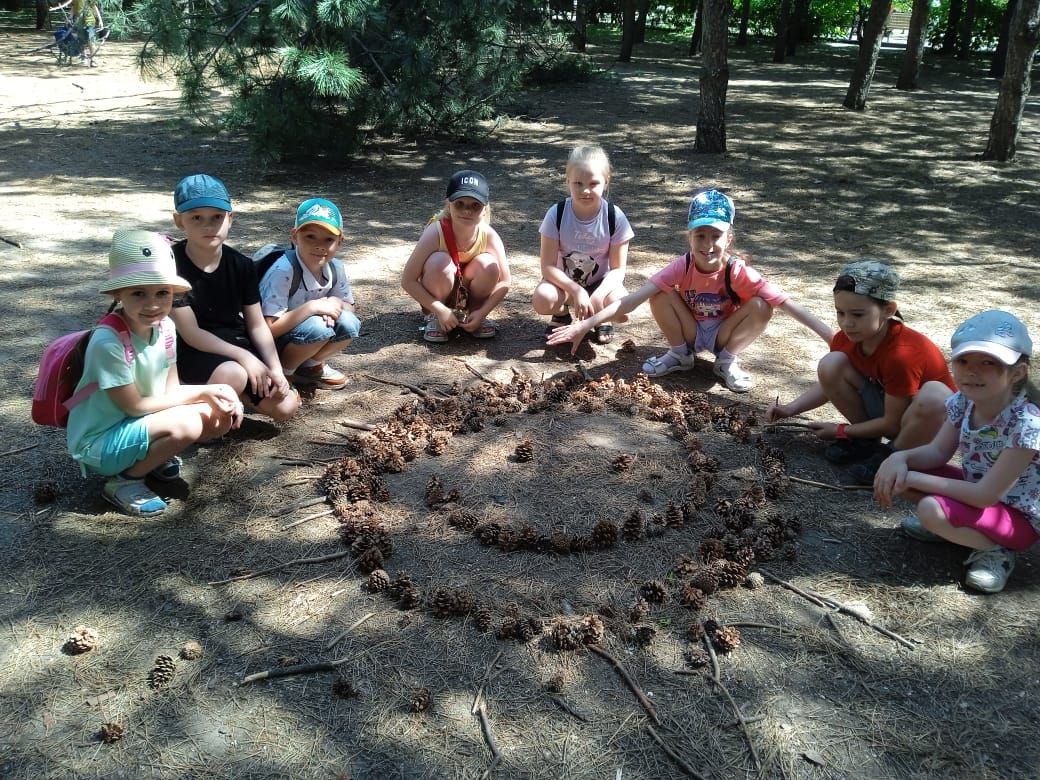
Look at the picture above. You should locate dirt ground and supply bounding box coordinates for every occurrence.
[1,17,1039,780]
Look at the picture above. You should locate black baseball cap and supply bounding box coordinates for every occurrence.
[446,170,489,205]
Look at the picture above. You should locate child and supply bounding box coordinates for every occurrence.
[767,261,955,481]
[169,174,299,420]
[547,188,833,392]
[258,198,361,390]
[401,170,511,343]
[67,230,243,516]
[874,310,1040,593]
[532,146,634,343]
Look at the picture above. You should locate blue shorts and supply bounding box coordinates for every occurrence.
[693,317,725,356]
[860,380,886,419]
[275,311,361,351]
[75,417,150,477]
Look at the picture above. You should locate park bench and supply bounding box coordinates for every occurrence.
[883,10,914,40]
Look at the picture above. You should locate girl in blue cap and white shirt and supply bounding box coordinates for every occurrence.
[874,310,1040,593]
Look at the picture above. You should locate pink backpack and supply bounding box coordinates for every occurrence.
[32,313,175,427]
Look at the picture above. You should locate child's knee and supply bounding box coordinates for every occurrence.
[211,361,248,393]
[532,282,563,314]
[917,496,950,530]
[261,391,300,423]
[907,382,952,422]
[334,311,362,341]
[817,350,851,383]
[745,296,773,321]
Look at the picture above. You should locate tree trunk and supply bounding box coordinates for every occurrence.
[843,0,892,109]
[786,0,810,56]
[689,0,704,55]
[942,0,962,53]
[896,0,930,90]
[619,0,636,61]
[694,0,730,152]
[573,0,588,52]
[773,0,792,62]
[990,0,1018,77]
[736,0,751,45]
[957,0,977,58]
[983,0,1040,160]
[635,0,650,43]
[36,0,49,29]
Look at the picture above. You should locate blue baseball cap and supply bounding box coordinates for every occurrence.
[294,198,342,236]
[174,174,232,212]
[951,310,1032,365]
[688,189,735,231]
[446,170,489,205]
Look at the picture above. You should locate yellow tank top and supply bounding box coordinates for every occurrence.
[435,220,489,265]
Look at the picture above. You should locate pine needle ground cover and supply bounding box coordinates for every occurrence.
[2,28,1039,780]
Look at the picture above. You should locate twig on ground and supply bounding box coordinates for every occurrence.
[728,714,766,727]
[339,418,376,432]
[306,439,359,447]
[454,358,492,384]
[239,652,355,685]
[548,694,589,722]
[764,421,817,431]
[324,612,375,651]
[788,476,873,492]
[362,374,437,398]
[646,726,707,779]
[587,644,661,725]
[700,671,764,776]
[271,496,326,518]
[0,236,23,249]
[701,632,721,683]
[208,550,353,586]
[728,622,784,631]
[759,568,919,649]
[475,701,503,775]
[471,650,505,715]
[279,508,336,531]
[0,443,37,459]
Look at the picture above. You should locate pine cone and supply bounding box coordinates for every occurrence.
[179,641,204,661]
[447,508,480,531]
[632,624,656,646]
[514,439,534,463]
[355,545,384,573]
[686,622,706,642]
[665,502,684,528]
[580,614,605,645]
[426,433,450,456]
[474,523,502,546]
[496,618,519,641]
[472,606,494,633]
[277,656,301,667]
[713,560,748,589]
[550,532,574,555]
[688,476,709,508]
[398,585,421,610]
[699,538,727,564]
[98,722,125,743]
[744,572,765,589]
[569,535,591,554]
[367,569,391,593]
[516,616,543,642]
[680,584,707,611]
[424,475,445,507]
[148,655,176,690]
[65,625,99,654]
[622,510,644,541]
[33,482,60,504]
[410,687,433,713]
[388,572,413,599]
[550,620,583,651]
[545,674,566,693]
[743,484,767,507]
[712,625,742,653]
[688,569,719,596]
[684,646,710,669]
[637,488,654,503]
[611,453,634,472]
[639,580,667,604]
[629,598,651,623]
[516,523,544,551]
[589,520,618,549]
[332,677,360,699]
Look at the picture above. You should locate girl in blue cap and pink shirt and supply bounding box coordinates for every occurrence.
[547,187,832,392]
[874,310,1040,593]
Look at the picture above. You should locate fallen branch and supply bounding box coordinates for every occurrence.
[339,418,376,432]
[454,358,492,384]
[239,652,354,685]
[475,701,503,775]
[271,496,326,518]
[362,374,432,398]
[324,611,375,651]
[548,694,589,722]
[471,650,505,715]
[646,725,708,779]
[701,672,764,777]
[587,644,661,725]
[702,632,721,684]
[0,443,37,459]
[764,421,817,431]
[759,568,919,650]
[208,550,353,586]
[280,508,336,531]
[788,475,872,492]
[306,439,358,447]
[728,622,784,631]
[0,236,23,249]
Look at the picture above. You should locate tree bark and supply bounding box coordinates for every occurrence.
[773,0,792,62]
[787,0,810,55]
[990,0,1018,76]
[843,0,893,109]
[689,0,704,55]
[619,0,636,61]
[942,0,963,53]
[957,0,978,58]
[635,0,650,44]
[896,0,931,90]
[694,0,730,152]
[736,0,751,45]
[573,0,588,51]
[983,0,1040,160]
[36,0,49,29]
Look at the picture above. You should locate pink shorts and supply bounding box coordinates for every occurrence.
[925,465,1040,551]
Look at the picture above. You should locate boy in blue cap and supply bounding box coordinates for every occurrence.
[258,198,361,389]
[170,174,299,421]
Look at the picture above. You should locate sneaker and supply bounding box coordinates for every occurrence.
[149,456,183,482]
[824,438,880,465]
[964,547,1015,593]
[545,312,573,336]
[293,363,347,390]
[713,358,753,392]
[847,447,894,485]
[901,514,942,542]
[103,475,167,516]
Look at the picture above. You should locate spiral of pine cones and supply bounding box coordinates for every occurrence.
[179,641,204,661]
[148,655,176,690]
[639,580,667,604]
[65,625,99,655]
[410,687,433,712]
[514,439,534,463]
[610,453,634,472]
[98,722,125,743]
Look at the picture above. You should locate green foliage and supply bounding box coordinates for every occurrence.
[927,0,1009,50]
[130,0,573,160]
[522,51,598,84]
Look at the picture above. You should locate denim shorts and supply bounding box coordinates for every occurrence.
[75,417,150,477]
[275,311,361,350]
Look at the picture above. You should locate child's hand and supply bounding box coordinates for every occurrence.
[311,297,344,320]
[241,353,270,398]
[546,321,591,355]
[873,454,908,508]
[433,304,460,333]
[458,309,487,334]
[806,421,839,440]
[202,383,244,427]
[572,288,593,320]
[765,401,790,423]
[268,368,292,397]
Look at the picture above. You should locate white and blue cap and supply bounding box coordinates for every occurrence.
[687,188,735,231]
[951,310,1032,365]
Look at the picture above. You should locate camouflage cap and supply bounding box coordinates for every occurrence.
[837,260,900,301]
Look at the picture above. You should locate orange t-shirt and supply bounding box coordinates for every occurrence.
[830,320,955,398]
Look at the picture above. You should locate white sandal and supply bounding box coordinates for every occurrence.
[642,349,694,377]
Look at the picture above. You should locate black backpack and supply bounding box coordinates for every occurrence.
[554,198,619,237]
[684,253,740,306]
[252,245,339,297]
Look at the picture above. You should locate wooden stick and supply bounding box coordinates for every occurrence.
[306,439,358,447]
[208,550,353,586]
[646,726,708,780]
[239,651,355,685]
[701,672,764,777]
[702,633,721,684]
[454,358,492,384]
[728,622,784,631]
[759,569,919,649]
[279,508,336,531]
[764,421,818,431]
[271,496,326,518]
[788,475,873,492]
[587,644,661,725]
[548,694,589,722]
[339,418,376,432]
[475,701,503,773]
[363,374,430,398]
[0,443,37,459]
[324,612,375,651]
[471,650,505,715]
[0,236,22,249]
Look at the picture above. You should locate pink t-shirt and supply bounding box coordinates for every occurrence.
[650,255,788,321]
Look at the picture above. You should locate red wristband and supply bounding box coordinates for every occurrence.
[835,423,849,440]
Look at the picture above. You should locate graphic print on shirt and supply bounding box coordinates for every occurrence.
[684,291,728,320]
[563,251,599,287]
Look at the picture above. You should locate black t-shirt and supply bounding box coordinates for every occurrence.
[172,241,260,332]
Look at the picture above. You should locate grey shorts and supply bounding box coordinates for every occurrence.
[693,317,725,355]
[859,380,886,419]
